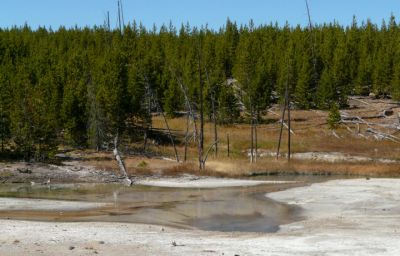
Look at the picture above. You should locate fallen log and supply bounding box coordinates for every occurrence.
[341,114,385,121]
[342,124,354,133]
[341,119,400,130]
[340,111,399,130]
[350,97,370,105]
[365,128,400,143]
[267,109,280,116]
[279,120,295,134]
[332,131,341,139]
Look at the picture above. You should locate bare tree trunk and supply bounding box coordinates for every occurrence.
[305,0,318,91]
[204,64,218,158]
[159,107,179,162]
[184,111,189,162]
[277,65,291,160]
[1,120,4,152]
[172,70,202,169]
[143,130,148,152]
[151,90,179,162]
[277,95,287,159]
[143,79,152,153]
[203,139,219,164]
[113,133,132,186]
[227,133,230,158]
[143,75,179,162]
[250,107,254,163]
[198,53,205,170]
[212,91,218,157]
[0,107,4,152]
[254,115,258,163]
[117,0,122,31]
[287,95,291,161]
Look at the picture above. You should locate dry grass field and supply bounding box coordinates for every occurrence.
[84,96,400,178]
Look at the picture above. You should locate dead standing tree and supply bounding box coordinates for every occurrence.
[305,0,318,93]
[143,75,180,162]
[195,37,220,169]
[112,0,131,185]
[277,61,292,161]
[167,32,220,170]
[204,63,219,158]
[276,1,315,161]
[235,86,258,163]
[196,36,205,170]
[249,104,258,163]
[171,68,218,171]
[172,70,203,169]
[184,111,190,162]
[142,76,152,151]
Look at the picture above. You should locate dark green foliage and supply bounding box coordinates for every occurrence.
[0,17,400,158]
[327,104,341,129]
[0,67,11,152]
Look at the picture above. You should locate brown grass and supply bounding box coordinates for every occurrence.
[80,98,400,178]
[151,110,400,160]
[204,158,400,177]
[84,151,400,179]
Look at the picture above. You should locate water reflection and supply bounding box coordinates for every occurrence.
[0,182,303,233]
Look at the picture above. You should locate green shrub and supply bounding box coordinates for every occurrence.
[137,160,148,168]
[327,104,341,129]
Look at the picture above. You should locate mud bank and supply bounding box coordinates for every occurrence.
[0,161,121,184]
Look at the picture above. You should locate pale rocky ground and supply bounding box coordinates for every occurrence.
[136,175,294,188]
[1,178,400,255]
[250,150,399,163]
[0,197,108,211]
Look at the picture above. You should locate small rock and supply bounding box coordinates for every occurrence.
[99,241,105,244]
[122,178,132,186]
[17,168,32,174]
[383,109,394,116]
[69,246,75,250]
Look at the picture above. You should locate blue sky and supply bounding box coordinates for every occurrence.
[0,0,399,30]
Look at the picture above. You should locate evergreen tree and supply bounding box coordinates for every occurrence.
[0,67,11,152]
[327,103,341,129]
[1,17,400,159]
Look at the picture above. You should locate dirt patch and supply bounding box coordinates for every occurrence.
[0,161,121,184]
